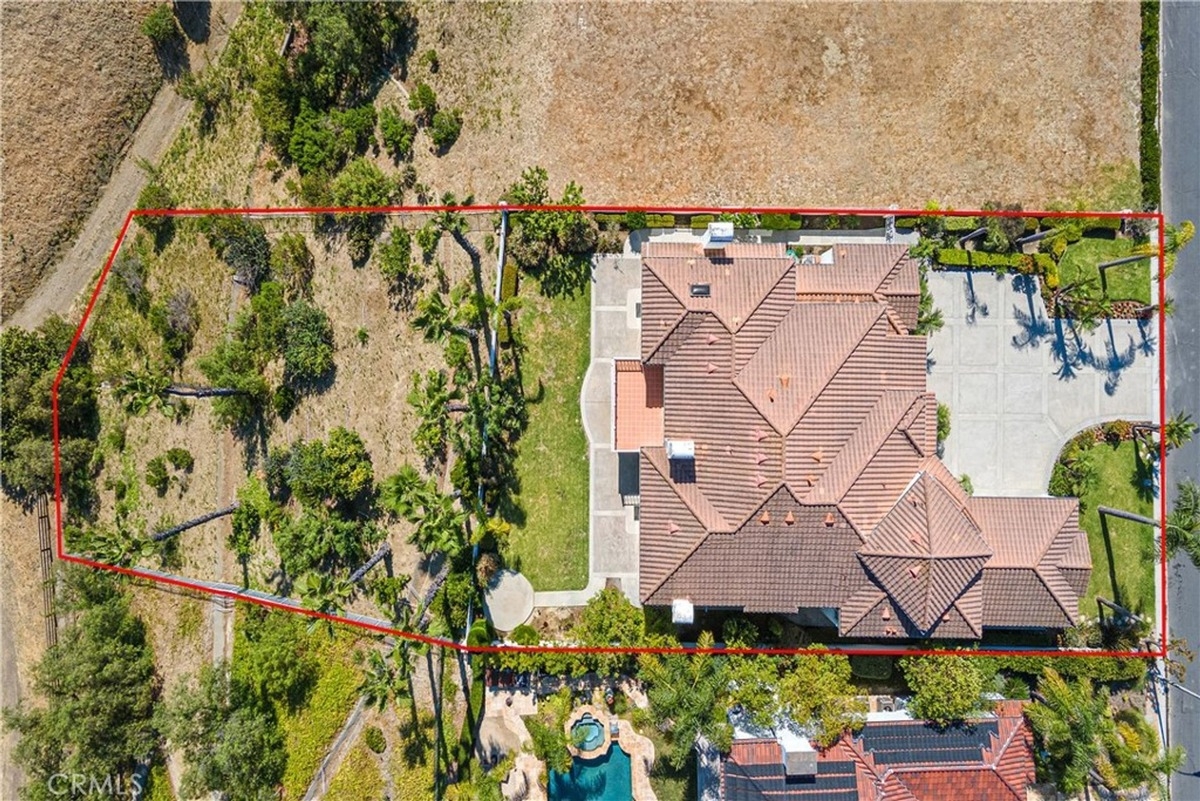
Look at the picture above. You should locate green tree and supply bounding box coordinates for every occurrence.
[232,607,318,707]
[1165,410,1197,452]
[296,573,356,628]
[378,465,466,559]
[0,317,99,501]
[1167,479,1200,568]
[197,339,271,427]
[429,108,463,154]
[134,181,175,242]
[270,233,315,300]
[204,216,271,292]
[377,226,419,295]
[159,663,286,801]
[408,81,438,125]
[407,369,459,462]
[572,586,643,675]
[1025,669,1108,794]
[503,167,597,297]
[898,654,990,725]
[282,427,374,510]
[380,106,417,161]
[778,652,867,747]
[638,632,732,769]
[329,157,395,264]
[2,577,159,799]
[281,300,335,383]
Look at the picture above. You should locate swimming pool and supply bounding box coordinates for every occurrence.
[548,744,633,801]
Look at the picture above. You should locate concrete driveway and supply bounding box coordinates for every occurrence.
[927,270,1158,496]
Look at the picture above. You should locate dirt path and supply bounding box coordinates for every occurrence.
[4,3,242,331]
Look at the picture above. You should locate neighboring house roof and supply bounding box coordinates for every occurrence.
[722,702,1035,801]
[632,241,1090,635]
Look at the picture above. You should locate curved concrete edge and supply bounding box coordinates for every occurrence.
[1031,413,1158,500]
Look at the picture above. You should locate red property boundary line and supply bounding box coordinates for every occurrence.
[51,204,1168,660]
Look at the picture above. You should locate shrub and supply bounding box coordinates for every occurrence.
[936,403,951,445]
[594,213,624,228]
[270,233,315,301]
[421,49,440,73]
[849,655,893,681]
[165,447,194,472]
[689,214,716,229]
[942,216,979,232]
[377,227,415,286]
[645,213,675,228]
[364,725,386,754]
[429,109,463,153]
[623,210,647,230]
[1082,216,1124,234]
[135,182,175,240]
[281,301,335,383]
[379,106,416,161]
[510,624,539,646]
[958,474,974,496]
[145,456,170,496]
[408,82,438,126]
[934,248,1028,270]
[895,217,920,229]
[759,213,801,230]
[500,260,518,300]
[141,5,179,45]
[1103,419,1133,444]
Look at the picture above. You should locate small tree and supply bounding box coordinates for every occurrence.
[572,587,643,674]
[270,233,315,300]
[377,227,417,290]
[1164,411,1197,452]
[408,81,438,126]
[429,109,462,154]
[898,654,990,726]
[638,631,732,768]
[379,106,417,162]
[281,300,335,383]
[135,181,175,241]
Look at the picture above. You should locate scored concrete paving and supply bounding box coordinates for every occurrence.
[533,254,642,608]
[926,270,1158,496]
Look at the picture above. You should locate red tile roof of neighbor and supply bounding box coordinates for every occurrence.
[632,241,1090,635]
[723,701,1036,801]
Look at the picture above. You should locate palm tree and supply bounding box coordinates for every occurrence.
[295,573,355,634]
[1165,411,1197,452]
[358,648,398,712]
[116,368,248,417]
[378,465,433,520]
[85,525,158,567]
[1025,669,1107,795]
[410,495,466,559]
[348,542,391,584]
[1167,480,1200,568]
[407,369,460,461]
[150,503,239,542]
[412,291,452,342]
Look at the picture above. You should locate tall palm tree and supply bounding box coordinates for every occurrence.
[150,503,239,542]
[295,573,355,635]
[1025,669,1107,795]
[1165,411,1197,452]
[378,465,433,520]
[411,292,454,343]
[116,367,248,417]
[407,369,460,461]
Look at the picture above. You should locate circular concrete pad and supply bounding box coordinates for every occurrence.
[484,569,534,633]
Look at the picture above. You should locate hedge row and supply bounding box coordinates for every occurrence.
[1141,0,1161,209]
[500,259,518,301]
[984,654,1148,684]
[935,248,1056,275]
[593,211,885,231]
[898,215,1120,235]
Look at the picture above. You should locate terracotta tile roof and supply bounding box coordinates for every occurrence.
[614,360,663,451]
[646,490,863,613]
[794,244,915,296]
[722,702,1035,801]
[634,242,1089,634]
[733,303,884,436]
[643,241,794,333]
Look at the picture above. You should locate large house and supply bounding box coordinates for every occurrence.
[615,237,1091,638]
[722,701,1036,800]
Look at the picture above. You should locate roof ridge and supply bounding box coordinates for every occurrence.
[1034,563,1079,623]
[803,390,919,504]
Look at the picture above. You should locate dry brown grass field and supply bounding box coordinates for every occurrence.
[0,2,161,319]
[406,1,1139,208]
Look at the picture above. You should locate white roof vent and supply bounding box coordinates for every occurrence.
[672,598,694,625]
[665,439,695,460]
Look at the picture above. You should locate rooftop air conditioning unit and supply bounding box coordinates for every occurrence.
[665,439,695,460]
[701,221,734,253]
[671,598,694,625]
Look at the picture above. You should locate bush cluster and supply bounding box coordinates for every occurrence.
[645,213,675,228]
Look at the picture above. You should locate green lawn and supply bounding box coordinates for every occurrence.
[1058,236,1151,305]
[1075,441,1157,620]
[504,284,592,591]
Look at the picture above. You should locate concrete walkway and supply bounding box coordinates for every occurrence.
[532,254,643,608]
[927,269,1158,496]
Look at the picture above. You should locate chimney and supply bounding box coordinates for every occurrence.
[823,512,835,527]
[760,510,771,525]
[779,374,791,388]
[784,510,796,526]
